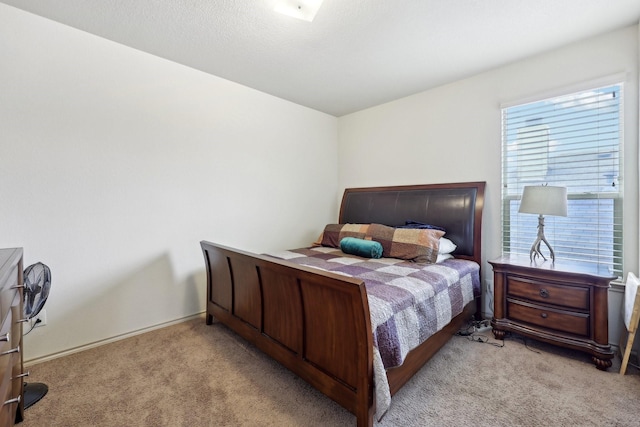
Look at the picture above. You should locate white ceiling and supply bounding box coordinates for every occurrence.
[3,0,640,116]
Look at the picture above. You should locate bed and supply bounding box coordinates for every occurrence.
[200,182,485,426]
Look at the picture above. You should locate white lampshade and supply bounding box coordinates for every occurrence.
[518,185,568,217]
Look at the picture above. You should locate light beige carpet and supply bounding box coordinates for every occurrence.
[20,317,640,426]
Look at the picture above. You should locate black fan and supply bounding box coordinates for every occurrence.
[22,262,51,409]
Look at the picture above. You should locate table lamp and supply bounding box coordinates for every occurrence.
[518,185,568,263]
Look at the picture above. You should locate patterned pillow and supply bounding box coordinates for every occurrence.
[367,223,444,263]
[317,224,371,248]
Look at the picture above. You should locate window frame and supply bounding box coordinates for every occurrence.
[500,82,624,277]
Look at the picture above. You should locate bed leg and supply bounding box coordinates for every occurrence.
[475,296,483,321]
[206,313,214,325]
[356,408,373,427]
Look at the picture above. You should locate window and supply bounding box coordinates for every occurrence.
[501,84,623,276]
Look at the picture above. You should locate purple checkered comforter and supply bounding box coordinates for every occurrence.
[267,246,481,418]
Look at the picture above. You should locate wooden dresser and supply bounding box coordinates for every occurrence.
[0,248,25,425]
[490,254,616,370]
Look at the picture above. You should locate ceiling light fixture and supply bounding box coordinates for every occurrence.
[274,0,324,22]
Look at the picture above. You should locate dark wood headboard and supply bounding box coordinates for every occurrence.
[339,182,485,265]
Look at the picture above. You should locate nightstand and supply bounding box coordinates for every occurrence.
[489,254,616,370]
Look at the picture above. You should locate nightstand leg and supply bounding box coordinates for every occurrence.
[591,356,612,371]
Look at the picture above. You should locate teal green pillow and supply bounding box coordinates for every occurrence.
[340,237,383,259]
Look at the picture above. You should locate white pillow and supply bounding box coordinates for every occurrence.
[436,253,453,263]
[438,237,457,254]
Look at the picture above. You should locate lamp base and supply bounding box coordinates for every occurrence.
[529,214,556,263]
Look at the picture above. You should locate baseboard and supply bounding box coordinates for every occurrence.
[24,311,206,366]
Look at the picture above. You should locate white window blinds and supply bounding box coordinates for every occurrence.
[501,84,623,276]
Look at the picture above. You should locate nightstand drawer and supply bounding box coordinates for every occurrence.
[507,298,589,336]
[507,276,589,310]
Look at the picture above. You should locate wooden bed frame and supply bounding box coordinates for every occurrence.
[201,182,485,426]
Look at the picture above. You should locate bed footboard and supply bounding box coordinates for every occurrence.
[201,241,375,426]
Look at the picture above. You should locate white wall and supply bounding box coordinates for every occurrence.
[338,25,639,345]
[2,4,638,362]
[0,5,339,361]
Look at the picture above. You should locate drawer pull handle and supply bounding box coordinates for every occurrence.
[3,395,20,406]
[10,284,25,290]
[17,318,30,324]
[541,312,548,319]
[13,371,29,380]
[1,347,19,356]
[540,289,550,298]
[0,332,8,342]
